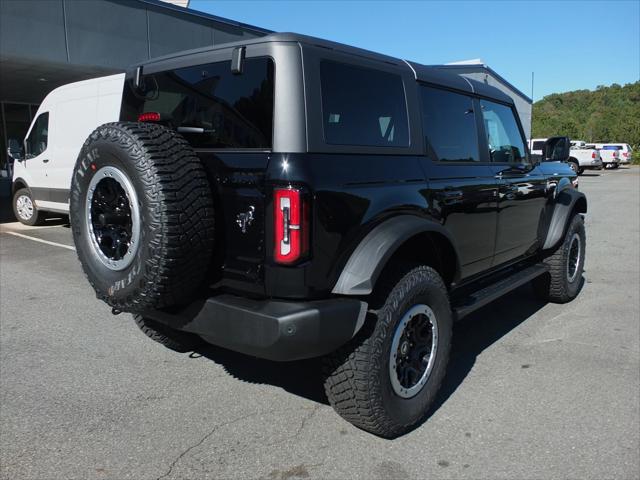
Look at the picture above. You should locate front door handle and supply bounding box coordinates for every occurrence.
[437,189,464,204]
[42,159,49,163]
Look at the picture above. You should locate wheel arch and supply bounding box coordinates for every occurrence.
[12,177,29,196]
[542,188,587,251]
[331,215,461,296]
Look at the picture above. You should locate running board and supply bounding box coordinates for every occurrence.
[453,264,548,321]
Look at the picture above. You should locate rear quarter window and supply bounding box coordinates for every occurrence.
[320,61,409,147]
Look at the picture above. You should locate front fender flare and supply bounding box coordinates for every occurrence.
[332,215,460,296]
[542,188,587,250]
[12,177,30,195]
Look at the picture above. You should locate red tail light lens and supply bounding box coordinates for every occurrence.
[138,112,161,122]
[591,151,596,159]
[274,187,309,264]
[623,152,629,157]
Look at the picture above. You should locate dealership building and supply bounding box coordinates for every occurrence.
[0,0,270,180]
[0,0,532,186]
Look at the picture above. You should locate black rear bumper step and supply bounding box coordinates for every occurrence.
[144,295,368,362]
[453,264,548,321]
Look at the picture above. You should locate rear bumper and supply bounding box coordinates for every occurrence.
[145,294,368,361]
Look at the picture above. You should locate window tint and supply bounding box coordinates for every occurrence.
[320,61,409,147]
[137,58,274,148]
[420,86,479,162]
[25,112,49,157]
[602,145,621,150]
[480,100,526,163]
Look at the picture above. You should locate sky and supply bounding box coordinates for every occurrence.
[191,0,640,101]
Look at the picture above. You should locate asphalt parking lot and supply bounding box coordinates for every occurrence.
[1,167,638,480]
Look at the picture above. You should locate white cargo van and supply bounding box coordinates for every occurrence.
[10,74,125,225]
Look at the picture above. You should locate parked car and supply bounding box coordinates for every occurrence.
[9,74,125,225]
[604,143,634,164]
[68,33,586,438]
[587,143,625,168]
[568,141,603,174]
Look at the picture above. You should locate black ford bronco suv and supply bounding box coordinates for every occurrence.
[70,33,586,437]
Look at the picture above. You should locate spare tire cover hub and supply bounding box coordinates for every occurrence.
[86,166,141,271]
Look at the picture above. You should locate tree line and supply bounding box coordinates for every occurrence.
[532,81,639,159]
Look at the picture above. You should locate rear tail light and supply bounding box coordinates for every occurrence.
[623,152,629,157]
[274,187,309,264]
[138,112,161,122]
[591,151,596,159]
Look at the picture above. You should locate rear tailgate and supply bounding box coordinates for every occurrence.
[120,57,276,295]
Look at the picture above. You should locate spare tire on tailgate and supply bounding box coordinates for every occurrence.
[70,122,215,312]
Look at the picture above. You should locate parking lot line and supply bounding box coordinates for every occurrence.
[3,231,76,251]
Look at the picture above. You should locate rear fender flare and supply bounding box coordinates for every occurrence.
[542,188,587,250]
[332,215,460,296]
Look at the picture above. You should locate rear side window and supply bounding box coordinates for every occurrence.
[25,112,49,157]
[420,86,479,162]
[320,61,409,147]
[136,58,274,149]
[480,100,526,163]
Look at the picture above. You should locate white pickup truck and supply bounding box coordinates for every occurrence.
[531,138,602,175]
[587,143,621,169]
[568,141,603,175]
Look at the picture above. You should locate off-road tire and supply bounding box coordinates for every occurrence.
[133,315,202,353]
[323,265,452,438]
[70,122,215,312]
[13,188,46,226]
[534,214,585,303]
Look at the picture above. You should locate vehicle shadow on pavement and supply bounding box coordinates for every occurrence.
[429,284,548,415]
[195,344,329,405]
[192,283,561,412]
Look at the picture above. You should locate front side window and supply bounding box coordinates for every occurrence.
[25,112,49,157]
[137,58,274,148]
[420,86,479,162]
[480,100,526,163]
[320,61,409,147]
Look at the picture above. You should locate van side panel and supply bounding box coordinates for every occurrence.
[28,74,125,212]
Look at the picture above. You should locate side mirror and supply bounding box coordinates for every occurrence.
[7,138,24,161]
[543,136,570,162]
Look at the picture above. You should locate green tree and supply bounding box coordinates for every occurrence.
[532,81,640,156]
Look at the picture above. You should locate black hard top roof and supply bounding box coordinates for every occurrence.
[140,32,514,105]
